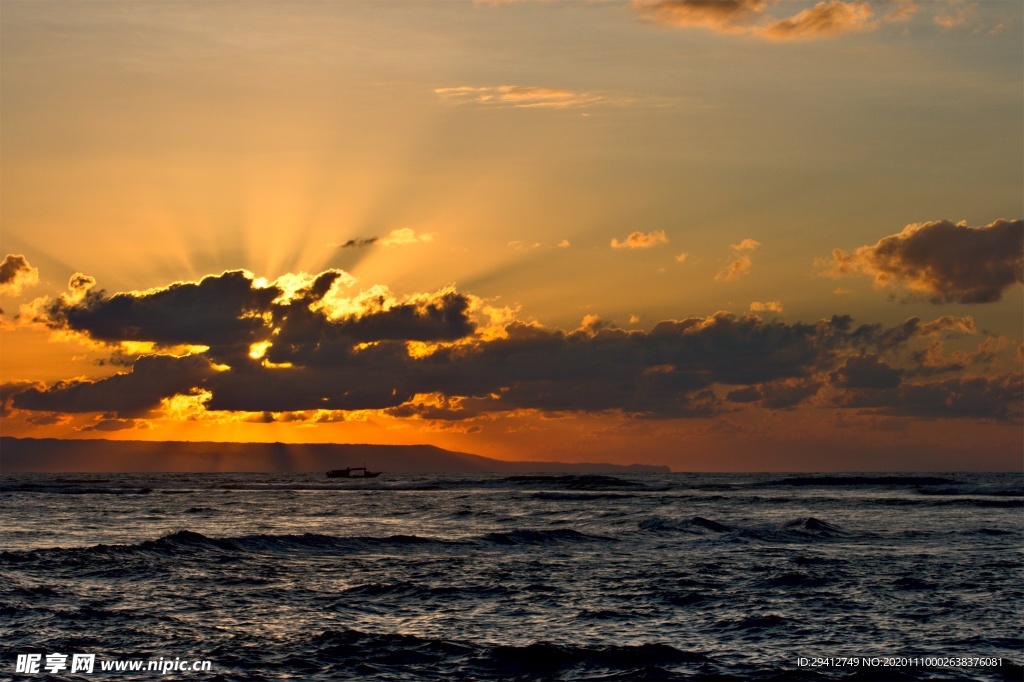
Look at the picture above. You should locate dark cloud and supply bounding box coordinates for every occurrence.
[825,219,1024,303]
[2,381,43,417]
[725,386,761,403]
[840,315,976,353]
[25,412,71,426]
[13,354,217,417]
[37,269,476,364]
[17,308,854,418]
[331,292,474,343]
[828,354,902,389]
[82,417,144,432]
[759,380,823,409]
[0,254,39,296]
[203,364,415,412]
[41,270,279,356]
[908,334,1006,377]
[15,268,1019,423]
[338,238,378,248]
[833,373,1023,422]
[727,379,823,409]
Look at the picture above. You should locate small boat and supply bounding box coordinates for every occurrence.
[326,467,382,479]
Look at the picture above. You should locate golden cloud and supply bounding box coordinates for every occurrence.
[611,230,669,249]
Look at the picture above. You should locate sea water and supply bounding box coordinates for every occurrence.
[2,472,1021,680]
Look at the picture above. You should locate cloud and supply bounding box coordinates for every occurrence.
[0,254,39,297]
[435,86,613,109]
[934,1,978,29]
[335,238,378,249]
[917,315,975,335]
[632,0,767,33]
[14,267,1020,423]
[25,412,72,426]
[507,240,542,252]
[633,0,879,40]
[832,372,1022,422]
[14,354,218,417]
[750,300,783,313]
[611,230,669,249]
[558,240,571,248]
[2,380,43,417]
[379,228,435,247]
[828,354,902,389]
[726,378,822,409]
[15,306,845,418]
[716,238,760,281]
[36,270,280,361]
[836,315,975,354]
[909,333,1007,377]
[884,0,918,22]
[760,1,876,40]
[81,417,148,432]
[31,269,476,367]
[675,252,689,264]
[823,219,1023,303]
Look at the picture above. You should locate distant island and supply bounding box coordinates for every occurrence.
[0,437,670,474]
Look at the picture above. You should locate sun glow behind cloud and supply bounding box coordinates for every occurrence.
[1,0,1021,469]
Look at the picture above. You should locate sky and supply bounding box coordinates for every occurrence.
[1,0,1021,471]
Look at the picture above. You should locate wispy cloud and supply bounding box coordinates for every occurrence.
[759,1,876,40]
[380,228,435,247]
[634,0,882,40]
[435,85,620,109]
[330,229,434,250]
[334,238,378,249]
[611,230,669,249]
[716,238,760,281]
[632,0,767,33]
[750,300,783,313]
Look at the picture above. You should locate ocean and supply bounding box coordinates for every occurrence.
[2,472,1021,681]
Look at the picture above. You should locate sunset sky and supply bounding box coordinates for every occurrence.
[1,0,1021,471]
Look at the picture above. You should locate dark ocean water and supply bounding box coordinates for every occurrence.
[2,471,1022,681]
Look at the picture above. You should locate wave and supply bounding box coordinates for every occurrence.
[502,474,643,490]
[480,529,617,545]
[765,475,959,487]
[531,492,637,501]
[915,484,1024,497]
[639,516,849,542]
[1,526,620,565]
[0,485,153,495]
[872,497,1024,508]
[757,572,831,588]
[639,516,732,534]
[338,581,510,601]
[0,530,459,565]
[931,498,1023,508]
[719,614,790,631]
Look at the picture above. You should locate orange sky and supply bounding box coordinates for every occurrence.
[1,1,1021,471]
